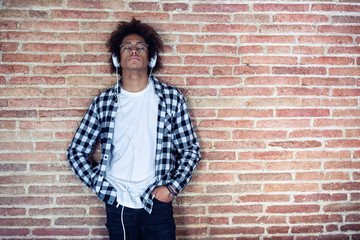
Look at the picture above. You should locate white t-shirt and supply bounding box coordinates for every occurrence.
[106,80,158,209]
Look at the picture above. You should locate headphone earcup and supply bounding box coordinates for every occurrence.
[148,54,157,68]
[112,54,120,68]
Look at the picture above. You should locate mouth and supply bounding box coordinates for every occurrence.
[128,57,141,62]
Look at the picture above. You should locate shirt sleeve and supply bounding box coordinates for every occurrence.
[170,92,201,194]
[66,97,101,190]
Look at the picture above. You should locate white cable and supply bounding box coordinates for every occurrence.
[121,205,126,240]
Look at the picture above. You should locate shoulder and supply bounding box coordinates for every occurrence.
[153,77,184,100]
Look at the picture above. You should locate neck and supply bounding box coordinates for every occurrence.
[122,70,148,92]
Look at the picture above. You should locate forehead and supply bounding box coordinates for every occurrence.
[122,34,146,44]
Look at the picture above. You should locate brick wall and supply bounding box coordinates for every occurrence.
[1,0,359,239]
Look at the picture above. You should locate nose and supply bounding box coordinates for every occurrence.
[130,47,138,55]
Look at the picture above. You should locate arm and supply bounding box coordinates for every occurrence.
[66,98,101,190]
[169,93,201,194]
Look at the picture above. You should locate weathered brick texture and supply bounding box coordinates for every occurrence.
[0,0,359,239]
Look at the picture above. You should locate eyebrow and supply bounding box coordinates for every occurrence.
[121,42,147,45]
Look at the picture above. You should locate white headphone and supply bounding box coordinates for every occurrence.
[112,54,157,69]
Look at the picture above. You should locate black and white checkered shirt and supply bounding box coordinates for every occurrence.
[66,76,201,213]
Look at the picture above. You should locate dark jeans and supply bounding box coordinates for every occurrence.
[105,198,176,240]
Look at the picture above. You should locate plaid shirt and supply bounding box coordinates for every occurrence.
[66,76,201,213]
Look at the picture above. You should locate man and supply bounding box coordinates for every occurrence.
[66,18,201,240]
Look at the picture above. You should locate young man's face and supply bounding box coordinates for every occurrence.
[120,34,149,73]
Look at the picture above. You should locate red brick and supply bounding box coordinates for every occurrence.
[192,173,234,182]
[174,14,229,23]
[277,109,330,117]
[238,45,264,54]
[290,214,343,223]
[267,160,320,171]
[161,66,209,75]
[332,16,360,23]
[219,87,274,96]
[261,24,316,33]
[269,141,322,149]
[292,225,323,233]
[278,87,330,96]
[201,151,235,161]
[210,226,264,235]
[297,150,351,159]
[0,31,56,41]
[323,182,360,191]
[176,44,205,54]
[294,193,347,202]
[209,205,263,214]
[274,14,328,22]
[326,139,360,148]
[0,42,18,52]
[266,204,320,213]
[0,228,30,236]
[243,56,297,65]
[20,21,79,31]
[10,98,68,108]
[164,3,188,11]
[202,24,257,33]
[233,215,286,224]
[0,110,37,118]
[312,4,360,12]
[193,4,249,12]
[4,0,62,7]
[33,228,89,236]
[177,195,232,205]
[241,35,295,43]
[257,119,310,128]
[199,119,253,128]
[296,172,349,181]
[314,119,360,127]
[212,66,233,75]
[324,203,360,212]
[207,45,237,54]
[67,0,124,9]
[299,35,353,44]
[33,65,91,75]
[186,77,241,86]
[185,56,239,65]
[346,214,360,222]
[197,35,237,44]
[234,66,270,75]
[10,76,65,85]
[302,77,355,86]
[207,184,261,194]
[264,183,319,192]
[197,130,230,140]
[209,162,263,171]
[268,46,291,54]
[233,130,287,140]
[0,64,29,74]
[273,67,327,75]
[247,96,304,107]
[218,109,273,118]
[0,207,26,216]
[293,46,324,55]
[237,193,290,203]
[333,88,360,96]
[341,224,360,232]
[319,25,360,34]
[0,163,27,171]
[254,4,309,12]
[267,226,289,234]
[128,2,159,10]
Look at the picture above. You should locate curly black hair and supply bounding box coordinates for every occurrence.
[106,17,164,75]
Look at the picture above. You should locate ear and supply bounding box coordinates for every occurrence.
[148,54,157,68]
[112,54,120,68]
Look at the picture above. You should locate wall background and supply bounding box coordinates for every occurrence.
[1,0,359,239]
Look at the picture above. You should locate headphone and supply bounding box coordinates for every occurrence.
[112,54,157,69]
